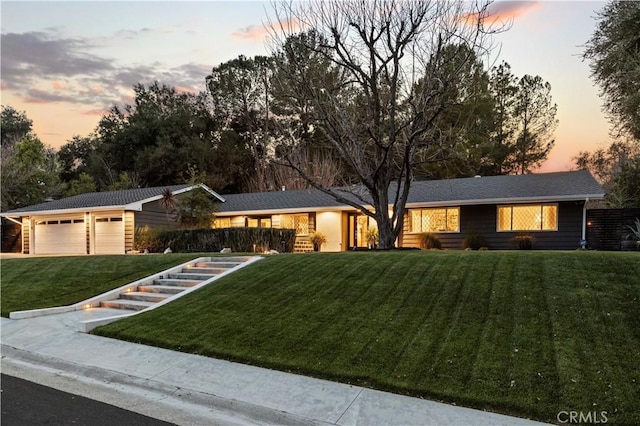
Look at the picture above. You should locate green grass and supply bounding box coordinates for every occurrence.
[3,251,639,423]
[0,254,201,316]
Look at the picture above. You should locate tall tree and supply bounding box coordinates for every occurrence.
[511,75,557,174]
[414,44,495,179]
[575,139,640,207]
[96,82,218,188]
[207,55,275,192]
[584,1,640,141]
[269,0,504,249]
[1,106,33,148]
[58,135,100,183]
[483,62,518,175]
[607,157,640,207]
[1,136,64,210]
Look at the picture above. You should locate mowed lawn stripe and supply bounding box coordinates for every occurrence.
[0,254,202,317]
[6,251,635,424]
[543,254,640,422]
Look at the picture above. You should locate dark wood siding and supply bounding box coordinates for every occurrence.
[1,219,22,253]
[586,208,640,250]
[401,201,585,250]
[134,200,179,228]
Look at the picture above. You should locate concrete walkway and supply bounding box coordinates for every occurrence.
[1,309,548,425]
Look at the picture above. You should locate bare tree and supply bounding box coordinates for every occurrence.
[268,147,343,190]
[268,0,505,249]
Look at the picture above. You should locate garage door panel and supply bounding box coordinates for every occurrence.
[34,219,86,255]
[95,218,124,254]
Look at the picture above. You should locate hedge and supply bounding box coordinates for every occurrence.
[135,227,297,253]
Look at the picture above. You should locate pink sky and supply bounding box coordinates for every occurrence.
[1,1,612,173]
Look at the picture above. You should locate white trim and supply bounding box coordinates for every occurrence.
[126,184,225,211]
[215,194,604,218]
[3,216,22,225]
[0,184,225,217]
[582,198,589,242]
[217,205,364,217]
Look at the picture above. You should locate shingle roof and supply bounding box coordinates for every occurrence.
[3,185,192,214]
[405,170,604,205]
[217,170,604,214]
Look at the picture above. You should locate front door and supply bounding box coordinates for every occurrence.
[347,213,369,250]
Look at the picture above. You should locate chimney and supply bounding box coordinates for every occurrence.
[281,186,286,191]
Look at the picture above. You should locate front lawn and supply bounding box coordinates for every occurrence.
[0,254,201,316]
[93,251,640,424]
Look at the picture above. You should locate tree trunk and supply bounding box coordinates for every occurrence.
[377,216,397,250]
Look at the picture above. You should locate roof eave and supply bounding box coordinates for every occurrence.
[405,193,605,208]
[129,184,226,210]
[216,193,605,216]
[0,205,128,218]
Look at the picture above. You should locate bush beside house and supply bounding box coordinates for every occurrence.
[135,227,296,253]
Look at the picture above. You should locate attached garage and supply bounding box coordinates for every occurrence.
[33,216,86,255]
[1,184,224,255]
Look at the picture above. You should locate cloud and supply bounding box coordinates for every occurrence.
[486,1,541,22]
[461,1,540,27]
[81,108,110,116]
[0,31,114,82]
[1,29,212,111]
[232,17,301,41]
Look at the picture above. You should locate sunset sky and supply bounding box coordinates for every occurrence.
[1,1,612,172]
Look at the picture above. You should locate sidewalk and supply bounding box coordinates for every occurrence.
[1,309,548,426]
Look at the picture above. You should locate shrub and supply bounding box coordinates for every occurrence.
[461,233,489,250]
[512,234,535,250]
[308,231,327,250]
[135,227,297,253]
[419,233,442,249]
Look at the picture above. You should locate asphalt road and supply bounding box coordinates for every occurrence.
[1,374,175,426]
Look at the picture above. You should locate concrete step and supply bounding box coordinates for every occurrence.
[207,257,253,262]
[194,262,242,269]
[100,299,155,311]
[119,291,172,303]
[169,272,215,281]
[138,285,186,295]
[182,267,227,275]
[153,278,200,287]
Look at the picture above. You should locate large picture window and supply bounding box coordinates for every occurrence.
[497,204,558,231]
[213,217,231,228]
[246,216,272,228]
[281,214,309,235]
[410,208,459,233]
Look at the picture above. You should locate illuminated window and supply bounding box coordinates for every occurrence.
[246,216,272,228]
[281,214,309,235]
[213,217,231,228]
[410,208,459,233]
[497,204,558,231]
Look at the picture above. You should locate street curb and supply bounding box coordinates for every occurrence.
[1,344,329,426]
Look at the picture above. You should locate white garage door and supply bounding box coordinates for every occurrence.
[34,218,86,255]
[94,216,124,254]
